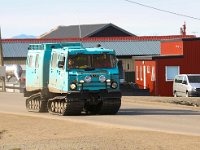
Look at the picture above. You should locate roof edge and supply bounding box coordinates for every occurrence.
[134,54,184,60]
[2,35,196,43]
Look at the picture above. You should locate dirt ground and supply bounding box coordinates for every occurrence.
[0,113,200,150]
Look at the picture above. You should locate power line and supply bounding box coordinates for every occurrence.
[125,0,200,21]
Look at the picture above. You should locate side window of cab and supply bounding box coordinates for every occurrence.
[182,76,188,84]
[35,54,39,68]
[27,55,34,68]
[51,53,58,69]
[58,54,65,70]
[175,76,179,83]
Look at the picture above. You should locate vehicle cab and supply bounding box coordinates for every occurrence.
[48,43,120,94]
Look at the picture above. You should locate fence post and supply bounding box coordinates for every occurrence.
[0,27,6,92]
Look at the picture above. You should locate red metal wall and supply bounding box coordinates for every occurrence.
[161,41,183,55]
[135,61,143,88]
[135,61,156,95]
[156,39,200,96]
[135,39,200,96]
[183,40,200,73]
[135,58,184,96]
[155,57,184,96]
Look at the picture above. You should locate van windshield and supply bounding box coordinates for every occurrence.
[188,76,200,83]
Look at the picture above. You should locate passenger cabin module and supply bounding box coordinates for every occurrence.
[24,43,121,115]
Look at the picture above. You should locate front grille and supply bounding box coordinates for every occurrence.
[196,88,200,92]
[91,74,99,77]
[78,82,109,90]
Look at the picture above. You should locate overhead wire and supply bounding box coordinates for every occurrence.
[124,0,200,21]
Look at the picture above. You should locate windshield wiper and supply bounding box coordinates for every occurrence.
[84,67,95,71]
[69,53,83,59]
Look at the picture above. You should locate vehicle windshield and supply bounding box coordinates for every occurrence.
[188,76,200,83]
[68,54,116,69]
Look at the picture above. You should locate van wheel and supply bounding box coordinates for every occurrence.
[186,92,189,97]
[174,91,177,97]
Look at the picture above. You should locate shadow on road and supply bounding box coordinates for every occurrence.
[118,108,200,115]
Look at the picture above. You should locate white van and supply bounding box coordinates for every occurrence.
[173,74,200,97]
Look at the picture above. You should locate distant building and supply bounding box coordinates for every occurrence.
[1,22,196,83]
[2,35,195,83]
[135,38,200,96]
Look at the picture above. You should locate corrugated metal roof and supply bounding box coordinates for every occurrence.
[2,40,160,58]
[39,23,135,39]
[83,41,160,56]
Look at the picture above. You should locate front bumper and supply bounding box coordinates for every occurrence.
[189,90,200,97]
[67,90,121,99]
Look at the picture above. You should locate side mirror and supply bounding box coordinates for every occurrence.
[58,61,64,68]
[114,58,119,66]
[182,80,187,84]
[116,58,119,63]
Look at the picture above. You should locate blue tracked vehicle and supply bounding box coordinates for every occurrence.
[24,42,121,115]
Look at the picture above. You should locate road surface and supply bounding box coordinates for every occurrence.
[0,92,200,136]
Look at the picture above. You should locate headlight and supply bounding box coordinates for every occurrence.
[99,75,106,82]
[192,87,196,91]
[80,80,85,84]
[84,76,92,83]
[70,83,77,90]
[111,82,118,89]
[106,79,111,86]
[106,79,111,83]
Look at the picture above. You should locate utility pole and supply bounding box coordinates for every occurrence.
[0,27,6,92]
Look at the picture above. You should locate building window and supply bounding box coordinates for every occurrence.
[147,66,150,73]
[165,66,180,81]
[136,66,139,80]
[127,64,130,70]
[140,66,143,81]
[151,66,155,81]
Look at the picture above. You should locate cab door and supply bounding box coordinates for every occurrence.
[180,76,188,96]
[34,53,40,88]
[56,53,67,91]
[175,75,183,96]
[26,52,40,90]
[49,52,58,90]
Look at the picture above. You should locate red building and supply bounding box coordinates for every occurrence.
[135,38,200,96]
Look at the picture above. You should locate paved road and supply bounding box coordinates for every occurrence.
[0,92,200,136]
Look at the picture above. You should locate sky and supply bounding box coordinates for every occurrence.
[0,0,200,38]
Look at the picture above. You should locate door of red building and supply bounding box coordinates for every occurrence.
[136,60,156,95]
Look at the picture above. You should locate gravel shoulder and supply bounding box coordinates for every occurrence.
[0,113,200,150]
[123,96,200,108]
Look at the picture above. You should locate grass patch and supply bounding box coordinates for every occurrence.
[0,129,8,139]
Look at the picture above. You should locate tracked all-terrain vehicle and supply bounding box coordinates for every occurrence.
[24,42,121,115]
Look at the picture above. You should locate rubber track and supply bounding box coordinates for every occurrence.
[47,96,84,116]
[97,98,121,115]
[26,93,48,112]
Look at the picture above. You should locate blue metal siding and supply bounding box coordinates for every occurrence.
[2,43,29,58]
[2,40,160,58]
